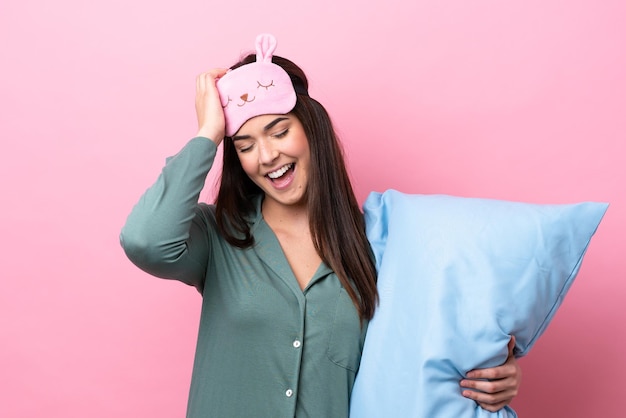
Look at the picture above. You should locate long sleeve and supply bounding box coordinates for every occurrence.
[120,137,218,290]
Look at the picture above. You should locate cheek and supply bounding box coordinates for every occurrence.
[236,154,257,178]
[296,143,312,169]
[291,134,311,159]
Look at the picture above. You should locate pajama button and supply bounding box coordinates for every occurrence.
[293,340,301,348]
[286,389,293,397]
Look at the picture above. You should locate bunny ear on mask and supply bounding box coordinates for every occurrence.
[255,33,277,63]
[217,34,298,137]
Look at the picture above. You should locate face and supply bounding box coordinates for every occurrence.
[232,113,311,209]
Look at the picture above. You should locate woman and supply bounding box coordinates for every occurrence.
[120,34,520,417]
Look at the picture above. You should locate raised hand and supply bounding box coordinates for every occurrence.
[195,68,229,145]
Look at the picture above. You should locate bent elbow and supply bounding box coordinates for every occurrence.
[119,226,158,269]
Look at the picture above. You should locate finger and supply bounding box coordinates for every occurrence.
[465,363,517,380]
[201,68,229,86]
[466,338,517,380]
[460,376,516,394]
[507,335,516,357]
[462,387,518,408]
[197,69,229,98]
[197,72,205,93]
[203,68,229,94]
[477,400,509,413]
[208,68,229,79]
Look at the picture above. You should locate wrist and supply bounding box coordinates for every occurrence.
[195,128,224,146]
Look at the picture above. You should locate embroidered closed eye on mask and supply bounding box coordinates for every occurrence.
[217,34,297,137]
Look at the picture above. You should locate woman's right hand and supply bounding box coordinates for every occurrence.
[195,68,229,145]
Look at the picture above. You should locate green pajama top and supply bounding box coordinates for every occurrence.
[120,137,367,418]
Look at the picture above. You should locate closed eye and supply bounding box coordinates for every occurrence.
[273,129,289,138]
[222,96,232,108]
[257,80,275,90]
[236,144,253,153]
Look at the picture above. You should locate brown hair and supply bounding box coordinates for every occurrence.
[215,54,378,321]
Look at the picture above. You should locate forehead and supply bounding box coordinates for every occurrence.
[236,114,292,135]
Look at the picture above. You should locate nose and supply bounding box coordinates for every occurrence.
[240,93,248,101]
[258,139,278,164]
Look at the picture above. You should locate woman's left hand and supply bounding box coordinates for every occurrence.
[459,336,522,412]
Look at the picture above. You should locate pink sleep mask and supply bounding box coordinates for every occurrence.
[217,34,297,137]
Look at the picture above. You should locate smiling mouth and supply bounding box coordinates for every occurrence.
[266,163,294,180]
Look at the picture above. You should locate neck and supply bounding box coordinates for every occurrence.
[261,197,310,232]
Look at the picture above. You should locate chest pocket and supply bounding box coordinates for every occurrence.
[327,288,364,372]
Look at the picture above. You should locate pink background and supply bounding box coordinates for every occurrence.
[1,0,624,416]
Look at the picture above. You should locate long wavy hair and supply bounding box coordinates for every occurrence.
[215,54,378,321]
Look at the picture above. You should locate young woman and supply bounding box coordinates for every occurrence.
[120,34,520,417]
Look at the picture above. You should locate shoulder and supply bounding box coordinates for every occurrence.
[194,203,217,226]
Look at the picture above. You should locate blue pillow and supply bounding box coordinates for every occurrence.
[350,190,608,418]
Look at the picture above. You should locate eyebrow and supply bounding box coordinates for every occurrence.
[232,117,289,141]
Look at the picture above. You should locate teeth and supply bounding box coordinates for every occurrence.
[267,163,293,179]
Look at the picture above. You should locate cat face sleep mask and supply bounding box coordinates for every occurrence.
[217,34,298,137]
